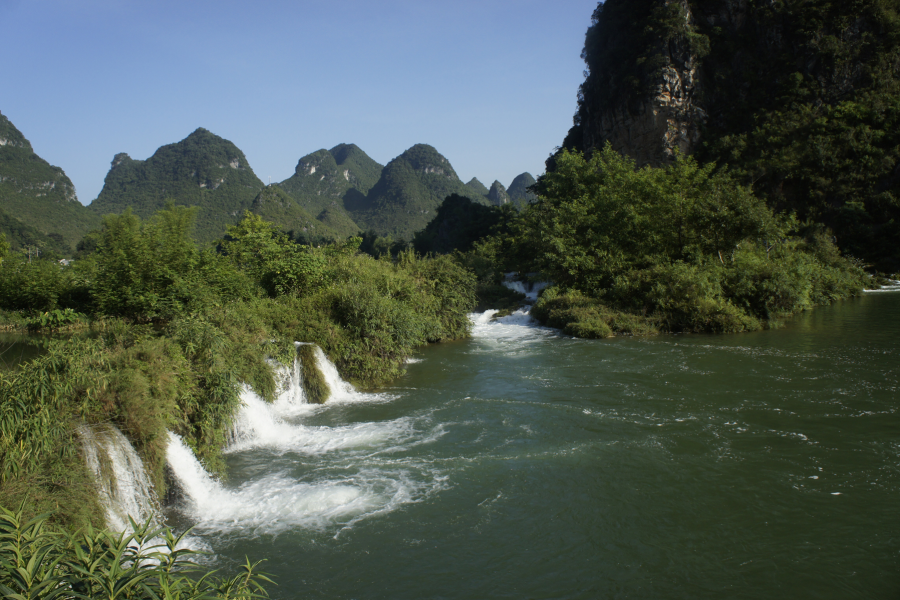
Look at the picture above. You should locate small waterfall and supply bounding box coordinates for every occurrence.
[272,343,305,405]
[77,424,159,532]
[166,428,429,536]
[165,432,222,515]
[229,385,300,449]
[227,343,394,452]
[313,345,357,401]
[502,273,550,302]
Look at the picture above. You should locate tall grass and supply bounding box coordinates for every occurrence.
[0,505,273,599]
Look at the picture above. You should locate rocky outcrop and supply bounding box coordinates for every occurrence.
[487,180,510,206]
[566,0,894,167]
[574,0,706,166]
[581,55,705,166]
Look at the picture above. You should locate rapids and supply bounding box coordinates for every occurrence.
[106,293,900,598]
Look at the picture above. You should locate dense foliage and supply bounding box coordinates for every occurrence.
[523,147,867,334]
[0,209,71,257]
[249,185,342,246]
[412,194,509,255]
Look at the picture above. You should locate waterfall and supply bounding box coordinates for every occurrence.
[165,432,222,515]
[227,343,397,453]
[502,273,550,302]
[77,424,159,532]
[312,345,357,401]
[163,341,434,536]
[272,343,305,405]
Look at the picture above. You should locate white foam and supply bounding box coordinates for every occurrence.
[78,424,159,532]
[502,278,551,301]
[166,432,445,537]
[863,282,900,293]
[228,386,420,455]
[469,309,555,345]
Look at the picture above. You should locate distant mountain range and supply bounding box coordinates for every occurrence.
[90,128,266,244]
[0,111,100,253]
[0,114,538,251]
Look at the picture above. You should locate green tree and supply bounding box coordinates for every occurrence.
[528,146,781,291]
[220,211,327,297]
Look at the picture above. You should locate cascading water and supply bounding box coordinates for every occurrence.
[501,273,550,302]
[165,344,446,538]
[77,424,159,532]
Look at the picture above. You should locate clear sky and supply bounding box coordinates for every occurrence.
[1,0,598,205]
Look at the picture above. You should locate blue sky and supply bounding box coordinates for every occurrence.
[1,0,598,205]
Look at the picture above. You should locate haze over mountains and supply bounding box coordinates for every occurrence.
[0,114,537,250]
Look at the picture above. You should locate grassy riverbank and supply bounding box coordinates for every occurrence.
[0,207,475,531]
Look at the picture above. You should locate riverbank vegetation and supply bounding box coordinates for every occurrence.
[414,146,870,337]
[0,205,475,530]
[522,147,868,335]
[0,507,272,599]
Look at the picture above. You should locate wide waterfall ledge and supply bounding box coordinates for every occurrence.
[78,342,364,533]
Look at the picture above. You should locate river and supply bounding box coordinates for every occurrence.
[166,293,900,599]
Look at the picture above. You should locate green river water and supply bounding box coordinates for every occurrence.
[166,292,898,598]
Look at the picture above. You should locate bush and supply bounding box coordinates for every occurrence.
[531,288,658,337]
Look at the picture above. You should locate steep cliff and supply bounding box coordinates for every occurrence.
[558,0,900,269]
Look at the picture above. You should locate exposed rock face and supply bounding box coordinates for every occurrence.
[582,53,705,166]
[566,0,894,168]
[487,180,510,206]
[507,173,537,205]
[576,0,706,166]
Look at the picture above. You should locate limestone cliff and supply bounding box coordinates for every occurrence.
[557,0,900,268]
[487,180,510,206]
[561,0,899,167]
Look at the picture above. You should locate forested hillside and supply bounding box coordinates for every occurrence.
[249,185,341,244]
[555,0,900,271]
[465,177,490,197]
[276,143,380,237]
[507,172,537,207]
[89,128,266,244]
[0,112,100,252]
[347,144,489,240]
